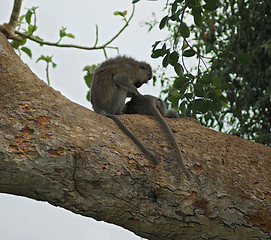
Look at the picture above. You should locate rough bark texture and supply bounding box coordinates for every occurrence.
[0,32,270,239]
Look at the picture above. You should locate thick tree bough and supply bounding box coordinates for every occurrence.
[0,33,270,239]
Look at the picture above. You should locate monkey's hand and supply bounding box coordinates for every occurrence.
[126,91,138,98]
[114,74,140,95]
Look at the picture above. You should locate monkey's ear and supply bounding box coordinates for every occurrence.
[114,74,140,95]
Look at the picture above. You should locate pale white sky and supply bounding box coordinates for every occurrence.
[0,1,171,239]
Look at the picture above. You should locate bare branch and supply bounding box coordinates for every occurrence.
[0,0,23,41]
[9,0,23,28]
[14,4,135,51]
[1,32,271,239]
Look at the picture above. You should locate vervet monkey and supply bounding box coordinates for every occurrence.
[90,56,152,115]
[90,56,158,164]
[124,95,191,179]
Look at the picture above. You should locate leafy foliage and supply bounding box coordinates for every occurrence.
[83,64,99,101]
[11,6,39,59]
[145,0,271,146]
[10,6,69,85]
[36,55,57,85]
[9,4,134,86]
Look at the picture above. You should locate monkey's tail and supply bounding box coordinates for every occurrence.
[151,108,191,179]
[106,114,158,165]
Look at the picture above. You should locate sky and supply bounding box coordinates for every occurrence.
[0,0,170,239]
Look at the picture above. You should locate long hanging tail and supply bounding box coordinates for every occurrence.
[106,114,158,165]
[150,105,191,179]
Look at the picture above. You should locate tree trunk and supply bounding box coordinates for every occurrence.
[0,32,270,239]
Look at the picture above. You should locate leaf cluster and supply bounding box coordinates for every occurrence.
[150,0,226,118]
[10,7,75,85]
[147,0,271,146]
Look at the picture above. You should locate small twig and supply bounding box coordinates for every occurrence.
[173,0,211,73]
[45,61,50,85]
[14,4,135,51]
[102,4,135,46]
[94,25,98,47]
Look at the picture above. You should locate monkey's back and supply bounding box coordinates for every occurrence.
[90,56,152,114]
[125,95,167,117]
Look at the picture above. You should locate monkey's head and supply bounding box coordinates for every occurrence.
[134,62,152,87]
[98,55,152,87]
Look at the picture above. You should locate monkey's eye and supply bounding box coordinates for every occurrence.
[139,65,147,70]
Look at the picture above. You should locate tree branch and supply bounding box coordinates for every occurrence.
[0,33,270,239]
[0,0,23,41]
[9,0,23,28]
[13,4,135,51]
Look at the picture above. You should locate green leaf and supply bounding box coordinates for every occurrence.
[192,6,202,27]
[114,11,127,17]
[179,82,189,96]
[19,15,25,22]
[84,75,93,88]
[11,38,27,49]
[152,41,161,51]
[173,76,189,89]
[171,1,178,14]
[66,33,75,39]
[36,55,52,63]
[27,24,37,34]
[203,0,220,11]
[162,53,170,67]
[194,83,205,97]
[132,0,140,3]
[184,93,194,100]
[59,27,67,38]
[200,74,212,84]
[174,63,183,76]
[192,99,210,113]
[25,10,33,24]
[168,88,180,97]
[212,77,222,88]
[179,23,190,38]
[187,0,198,7]
[179,100,187,115]
[169,51,179,65]
[151,49,164,58]
[83,64,98,75]
[220,100,227,108]
[52,62,57,68]
[159,16,168,29]
[215,88,222,97]
[183,49,195,57]
[21,47,32,58]
[236,52,252,64]
[86,90,91,101]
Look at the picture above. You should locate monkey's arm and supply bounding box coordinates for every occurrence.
[114,74,140,96]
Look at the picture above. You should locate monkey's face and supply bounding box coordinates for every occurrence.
[135,62,152,85]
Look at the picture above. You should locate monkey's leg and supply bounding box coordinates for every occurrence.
[106,114,158,165]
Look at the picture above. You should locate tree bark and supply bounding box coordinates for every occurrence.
[0,32,270,239]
